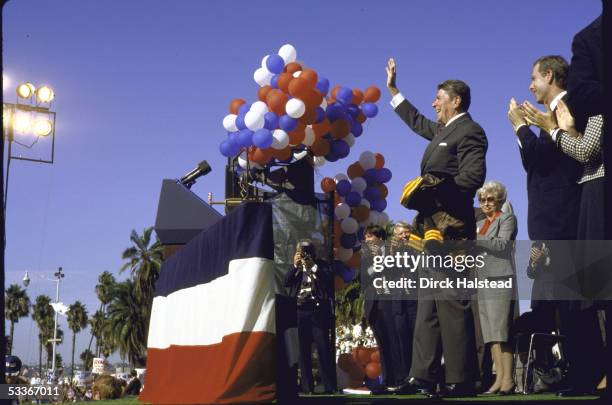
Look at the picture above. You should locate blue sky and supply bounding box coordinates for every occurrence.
[3,0,601,365]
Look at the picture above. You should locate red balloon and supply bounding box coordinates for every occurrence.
[284,62,302,74]
[277,72,294,94]
[353,346,371,367]
[351,206,369,222]
[330,120,350,139]
[377,184,389,199]
[363,86,381,103]
[288,77,311,99]
[337,353,354,372]
[374,153,385,169]
[365,362,382,379]
[299,108,317,125]
[347,162,365,179]
[312,118,331,137]
[302,89,323,111]
[300,69,319,87]
[229,98,246,114]
[370,350,381,363]
[310,138,330,156]
[345,252,361,269]
[273,146,292,161]
[288,128,305,145]
[266,89,288,116]
[258,85,272,102]
[330,85,341,100]
[249,148,273,165]
[321,177,336,192]
[352,89,364,105]
[356,111,367,124]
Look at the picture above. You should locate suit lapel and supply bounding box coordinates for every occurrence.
[486,216,501,237]
[420,113,471,172]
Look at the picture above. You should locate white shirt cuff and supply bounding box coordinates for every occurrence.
[515,123,527,132]
[551,128,561,142]
[390,92,405,109]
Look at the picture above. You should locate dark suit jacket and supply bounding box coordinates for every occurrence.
[566,16,603,133]
[284,260,333,301]
[394,99,487,223]
[516,125,581,240]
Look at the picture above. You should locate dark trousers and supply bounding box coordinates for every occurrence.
[369,300,418,386]
[297,302,336,393]
[410,294,478,384]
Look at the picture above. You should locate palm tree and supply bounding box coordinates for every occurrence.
[67,301,88,377]
[106,279,148,367]
[80,349,94,371]
[32,295,54,375]
[120,227,163,304]
[44,327,64,369]
[87,272,116,355]
[5,284,31,354]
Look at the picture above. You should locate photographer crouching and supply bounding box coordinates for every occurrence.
[284,239,337,394]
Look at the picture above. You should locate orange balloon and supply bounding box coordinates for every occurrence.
[273,146,293,161]
[229,98,246,114]
[352,206,369,222]
[374,153,385,169]
[334,275,346,291]
[330,120,350,139]
[370,350,381,363]
[330,85,341,100]
[353,346,371,367]
[337,353,354,372]
[277,72,294,94]
[352,89,364,105]
[377,184,389,199]
[321,177,336,193]
[310,138,330,156]
[266,89,288,116]
[312,118,331,137]
[288,128,305,145]
[365,362,382,379]
[284,62,302,74]
[363,86,381,103]
[258,85,272,102]
[347,162,365,179]
[301,89,323,111]
[356,111,367,124]
[250,148,273,165]
[345,252,361,269]
[299,108,317,125]
[300,69,319,87]
[288,77,311,99]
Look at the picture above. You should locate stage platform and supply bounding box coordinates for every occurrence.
[294,393,601,404]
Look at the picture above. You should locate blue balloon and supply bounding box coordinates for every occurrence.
[266,54,285,74]
[316,77,330,95]
[337,87,353,104]
[353,243,361,252]
[235,114,247,130]
[264,112,278,130]
[336,179,351,196]
[315,107,326,123]
[363,169,378,185]
[326,103,345,122]
[357,227,365,241]
[270,74,279,88]
[362,102,378,118]
[238,103,250,115]
[363,186,381,202]
[331,139,350,159]
[377,168,392,183]
[372,199,387,212]
[340,266,355,283]
[341,233,357,249]
[219,140,239,157]
[325,152,339,162]
[346,191,361,207]
[352,121,363,137]
[279,114,297,132]
[347,104,359,118]
[252,129,273,149]
[228,131,240,145]
[237,129,254,147]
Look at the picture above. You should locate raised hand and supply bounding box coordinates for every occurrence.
[555,99,579,137]
[507,98,527,132]
[522,101,557,134]
[386,58,399,96]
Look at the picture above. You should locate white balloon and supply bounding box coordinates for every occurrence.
[335,247,353,262]
[294,150,308,160]
[245,110,265,131]
[360,199,371,209]
[303,126,316,146]
[351,177,367,193]
[334,173,349,183]
[250,101,269,114]
[343,133,356,147]
[292,71,302,78]
[379,212,390,226]
[368,211,380,225]
[271,129,289,150]
[335,203,351,220]
[359,151,376,170]
[238,154,248,169]
[261,54,269,68]
[222,114,238,132]
[286,98,306,118]
[253,67,272,87]
[320,98,328,109]
[341,217,359,234]
[278,44,297,64]
[313,156,326,167]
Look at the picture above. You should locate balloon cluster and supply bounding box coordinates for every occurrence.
[337,346,382,388]
[219,44,381,170]
[320,151,391,290]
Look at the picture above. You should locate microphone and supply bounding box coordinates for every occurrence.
[180,160,212,189]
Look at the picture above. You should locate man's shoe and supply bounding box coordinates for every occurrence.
[394,377,436,396]
[440,383,476,398]
[556,388,592,397]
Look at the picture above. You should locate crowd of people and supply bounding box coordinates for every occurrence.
[286,13,606,399]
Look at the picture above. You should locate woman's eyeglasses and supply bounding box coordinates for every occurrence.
[479,196,496,203]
